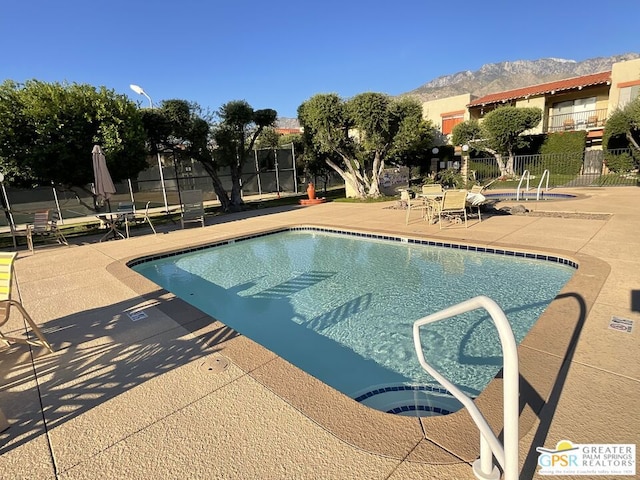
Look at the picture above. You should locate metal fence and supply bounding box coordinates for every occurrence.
[468,148,639,188]
[0,145,346,228]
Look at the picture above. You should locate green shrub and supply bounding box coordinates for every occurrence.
[468,160,499,179]
[436,168,464,188]
[541,131,587,155]
[605,152,637,173]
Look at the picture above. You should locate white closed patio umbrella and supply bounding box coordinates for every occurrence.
[92,145,116,211]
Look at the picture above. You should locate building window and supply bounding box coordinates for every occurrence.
[441,111,465,135]
[551,97,596,131]
[618,84,640,108]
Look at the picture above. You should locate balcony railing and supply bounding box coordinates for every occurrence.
[545,108,608,133]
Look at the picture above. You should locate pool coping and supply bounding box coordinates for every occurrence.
[108,223,610,465]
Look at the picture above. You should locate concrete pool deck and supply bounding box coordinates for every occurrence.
[1,186,638,479]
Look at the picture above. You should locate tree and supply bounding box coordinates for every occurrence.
[138,99,278,212]
[298,93,434,198]
[0,80,147,195]
[603,96,640,151]
[139,99,214,193]
[452,106,542,177]
[210,101,277,210]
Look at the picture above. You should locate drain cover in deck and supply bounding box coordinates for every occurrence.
[198,356,230,373]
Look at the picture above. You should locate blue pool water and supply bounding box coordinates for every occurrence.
[485,192,576,201]
[131,229,574,416]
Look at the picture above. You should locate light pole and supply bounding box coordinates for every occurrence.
[129,84,169,213]
[462,144,470,186]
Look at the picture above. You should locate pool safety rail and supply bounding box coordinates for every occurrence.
[516,169,550,201]
[413,296,519,480]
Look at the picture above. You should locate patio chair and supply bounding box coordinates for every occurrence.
[0,252,54,353]
[180,190,205,228]
[402,190,428,225]
[437,189,468,229]
[116,202,136,238]
[421,184,444,223]
[421,184,444,196]
[26,210,68,252]
[138,201,157,234]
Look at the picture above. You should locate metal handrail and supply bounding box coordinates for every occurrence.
[413,296,519,480]
[536,169,550,200]
[516,170,530,200]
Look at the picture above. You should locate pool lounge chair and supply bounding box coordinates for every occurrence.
[0,252,53,352]
[181,190,205,228]
[466,185,488,222]
[437,190,468,229]
[26,210,68,252]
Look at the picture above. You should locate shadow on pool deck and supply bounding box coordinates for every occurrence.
[1,187,639,480]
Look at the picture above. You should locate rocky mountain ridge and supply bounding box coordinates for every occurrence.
[404,53,640,102]
[277,53,639,126]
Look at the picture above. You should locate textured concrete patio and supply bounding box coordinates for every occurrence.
[1,187,638,479]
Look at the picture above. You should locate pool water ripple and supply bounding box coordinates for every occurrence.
[132,229,574,416]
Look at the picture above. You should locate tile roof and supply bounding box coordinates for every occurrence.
[467,71,611,107]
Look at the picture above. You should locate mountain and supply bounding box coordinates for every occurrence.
[403,52,640,102]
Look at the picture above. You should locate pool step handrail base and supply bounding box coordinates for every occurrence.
[413,295,519,480]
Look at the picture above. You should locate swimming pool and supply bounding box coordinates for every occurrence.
[485,192,577,201]
[130,228,575,416]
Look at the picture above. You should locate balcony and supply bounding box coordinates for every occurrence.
[545,108,608,133]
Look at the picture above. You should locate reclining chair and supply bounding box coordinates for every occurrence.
[0,252,54,352]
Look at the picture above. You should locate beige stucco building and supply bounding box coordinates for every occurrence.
[422,57,640,149]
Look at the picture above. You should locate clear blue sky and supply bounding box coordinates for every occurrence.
[2,0,638,118]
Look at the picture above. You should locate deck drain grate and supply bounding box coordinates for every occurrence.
[199,356,230,373]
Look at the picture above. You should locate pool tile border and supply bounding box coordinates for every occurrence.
[117,223,609,465]
[126,226,578,270]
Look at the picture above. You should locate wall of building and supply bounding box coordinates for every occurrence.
[421,93,473,140]
[608,58,640,109]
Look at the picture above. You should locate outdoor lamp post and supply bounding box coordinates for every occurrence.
[129,84,169,213]
[462,144,470,185]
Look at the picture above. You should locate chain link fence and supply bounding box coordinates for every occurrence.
[0,145,348,228]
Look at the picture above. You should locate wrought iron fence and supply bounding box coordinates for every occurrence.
[468,149,638,188]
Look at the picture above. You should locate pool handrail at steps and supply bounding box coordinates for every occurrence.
[413,295,519,480]
[516,170,531,201]
[536,169,550,200]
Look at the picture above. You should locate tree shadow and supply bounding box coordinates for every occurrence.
[0,290,238,455]
[518,291,587,479]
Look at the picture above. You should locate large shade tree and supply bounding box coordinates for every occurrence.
[298,92,434,198]
[139,99,276,212]
[603,96,640,151]
[210,101,277,210]
[0,80,147,195]
[452,106,542,177]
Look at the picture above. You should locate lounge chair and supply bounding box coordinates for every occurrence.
[467,185,488,222]
[180,190,205,228]
[26,210,68,252]
[437,190,468,229]
[0,252,54,352]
